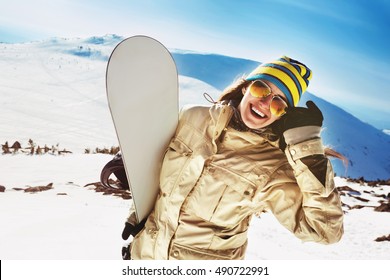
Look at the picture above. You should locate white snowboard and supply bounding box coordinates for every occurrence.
[106,36,178,223]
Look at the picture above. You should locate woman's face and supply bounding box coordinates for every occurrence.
[237,80,287,129]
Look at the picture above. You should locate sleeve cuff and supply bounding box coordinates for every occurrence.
[286,138,325,162]
[283,125,321,145]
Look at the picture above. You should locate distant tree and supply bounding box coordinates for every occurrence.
[11,141,21,153]
[2,141,10,154]
[43,145,51,153]
[36,146,42,155]
[28,139,36,155]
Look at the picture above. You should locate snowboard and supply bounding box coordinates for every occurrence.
[106,36,179,223]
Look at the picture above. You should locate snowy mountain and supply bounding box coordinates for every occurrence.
[172,51,259,90]
[171,47,390,181]
[0,35,389,180]
[300,93,390,180]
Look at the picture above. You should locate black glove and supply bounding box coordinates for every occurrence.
[277,101,323,131]
[273,101,323,149]
[122,245,131,260]
[121,219,146,260]
[122,219,146,240]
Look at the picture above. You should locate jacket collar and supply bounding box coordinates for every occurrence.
[208,102,234,150]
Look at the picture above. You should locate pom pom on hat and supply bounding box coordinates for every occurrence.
[245,56,312,107]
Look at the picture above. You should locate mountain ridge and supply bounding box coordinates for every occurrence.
[0,35,388,180]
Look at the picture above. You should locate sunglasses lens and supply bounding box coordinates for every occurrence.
[249,80,288,117]
[249,80,271,98]
[270,97,288,117]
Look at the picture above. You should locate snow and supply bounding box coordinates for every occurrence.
[247,177,390,260]
[1,154,389,260]
[0,154,129,259]
[0,36,119,153]
[0,36,389,261]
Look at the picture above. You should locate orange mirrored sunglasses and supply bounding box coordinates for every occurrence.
[248,80,288,117]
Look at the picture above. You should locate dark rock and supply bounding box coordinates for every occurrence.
[337,185,358,192]
[350,195,370,203]
[350,205,366,210]
[83,181,132,200]
[374,202,390,212]
[374,234,390,242]
[24,183,53,193]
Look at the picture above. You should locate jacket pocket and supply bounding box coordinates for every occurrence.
[209,229,248,250]
[169,242,246,260]
[185,165,259,228]
[159,137,193,195]
[209,177,257,228]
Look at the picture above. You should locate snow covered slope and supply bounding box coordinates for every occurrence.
[0,35,388,179]
[173,48,390,180]
[172,51,259,90]
[300,93,390,180]
[0,36,119,152]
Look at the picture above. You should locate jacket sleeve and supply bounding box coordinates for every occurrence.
[261,137,344,244]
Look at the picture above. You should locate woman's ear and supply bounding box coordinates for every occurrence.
[242,86,247,95]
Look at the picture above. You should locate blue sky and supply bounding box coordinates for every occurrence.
[1,0,389,129]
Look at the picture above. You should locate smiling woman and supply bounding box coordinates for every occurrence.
[122,55,345,260]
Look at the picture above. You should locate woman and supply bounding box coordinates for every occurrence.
[122,56,344,260]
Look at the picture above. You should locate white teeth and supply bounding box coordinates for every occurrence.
[251,106,265,117]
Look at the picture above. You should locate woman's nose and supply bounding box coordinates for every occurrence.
[257,94,273,109]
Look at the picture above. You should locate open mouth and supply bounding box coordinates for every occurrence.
[250,104,266,118]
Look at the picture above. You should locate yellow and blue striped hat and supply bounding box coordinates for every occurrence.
[245,56,312,107]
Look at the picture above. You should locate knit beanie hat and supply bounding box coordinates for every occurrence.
[245,56,312,107]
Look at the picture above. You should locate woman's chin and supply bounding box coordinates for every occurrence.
[239,105,273,129]
[242,117,268,129]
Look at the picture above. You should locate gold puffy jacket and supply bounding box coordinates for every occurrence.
[129,103,344,260]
